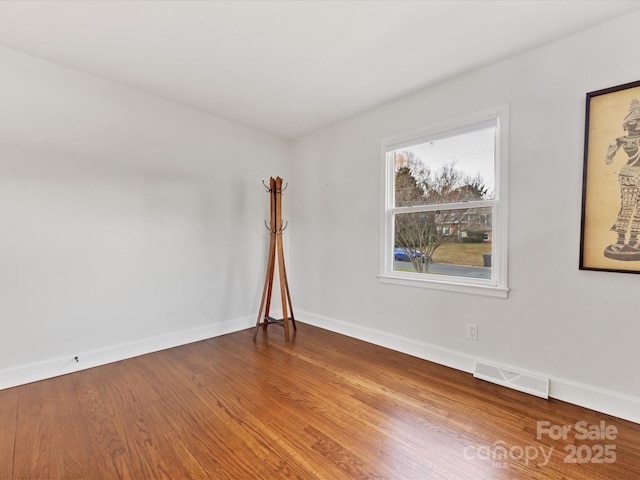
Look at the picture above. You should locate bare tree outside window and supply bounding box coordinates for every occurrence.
[393,146,492,274]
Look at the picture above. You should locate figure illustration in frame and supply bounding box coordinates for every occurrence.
[603,98,640,260]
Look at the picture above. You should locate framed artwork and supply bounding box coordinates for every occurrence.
[580,80,640,273]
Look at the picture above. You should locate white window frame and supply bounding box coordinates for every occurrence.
[378,105,509,298]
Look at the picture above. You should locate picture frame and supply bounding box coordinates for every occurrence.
[580,79,640,273]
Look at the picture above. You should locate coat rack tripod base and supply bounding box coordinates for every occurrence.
[253,176,297,342]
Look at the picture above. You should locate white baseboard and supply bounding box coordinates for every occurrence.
[297,310,640,425]
[548,377,640,425]
[3,310,638,425]
[0,315,254,391]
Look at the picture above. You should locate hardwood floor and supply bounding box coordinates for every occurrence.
[1,322,639,479]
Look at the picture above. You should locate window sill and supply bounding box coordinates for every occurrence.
[378,273,509,298]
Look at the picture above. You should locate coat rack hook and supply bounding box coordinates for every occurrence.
[262,180,272,192]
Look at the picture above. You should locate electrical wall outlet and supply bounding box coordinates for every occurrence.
[466,323,478,341]
[203,302,212,315]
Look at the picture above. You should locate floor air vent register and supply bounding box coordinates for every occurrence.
[473,362,549,399]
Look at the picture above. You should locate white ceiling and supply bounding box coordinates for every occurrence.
[1,1,639,139]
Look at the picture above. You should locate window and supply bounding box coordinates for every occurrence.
[379,106,509,298]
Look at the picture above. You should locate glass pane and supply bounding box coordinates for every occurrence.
[393,207,492,279]
[393,128,495,207]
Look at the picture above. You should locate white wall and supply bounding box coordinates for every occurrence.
[0,46,289,385]
[290,11,640,422]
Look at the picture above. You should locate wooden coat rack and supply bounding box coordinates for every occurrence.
[254,176,296,341]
